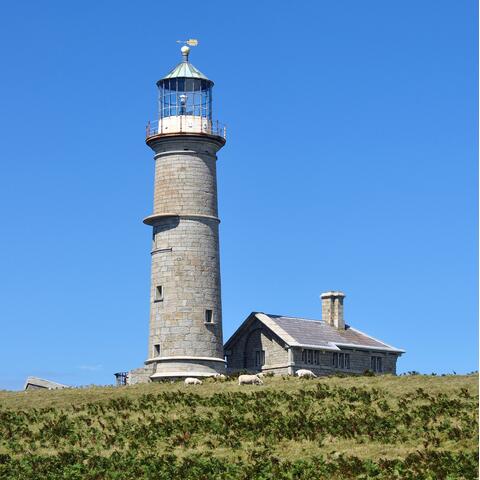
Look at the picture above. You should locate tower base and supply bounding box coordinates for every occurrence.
[147,356,226,381]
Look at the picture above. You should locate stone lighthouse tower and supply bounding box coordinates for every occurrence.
[141,45,226,380]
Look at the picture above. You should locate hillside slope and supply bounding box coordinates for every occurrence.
[0,374,477,479]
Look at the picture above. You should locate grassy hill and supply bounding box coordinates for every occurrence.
[0,374,477,479]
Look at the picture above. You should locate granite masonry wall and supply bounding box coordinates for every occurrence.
[290,347,399,376]
[226,318,290,374]
[142,135,226,379]
[127,364,155,385]
[148,216,223,359]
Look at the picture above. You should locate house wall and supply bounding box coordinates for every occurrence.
[291,347,399,376]
[25,384,47,391]
[226,318,289,374]
[127,364,155,385]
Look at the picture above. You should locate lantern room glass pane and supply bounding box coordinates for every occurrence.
[158,78,212,120]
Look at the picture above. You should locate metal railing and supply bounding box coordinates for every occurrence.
[146,118,227,140]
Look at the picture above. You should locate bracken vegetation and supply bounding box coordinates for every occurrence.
[0,374,477,479]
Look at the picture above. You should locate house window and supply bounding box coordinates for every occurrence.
[255,350,265,367]
[154,285,163,302]
[205,309,213,323]
[154,344,160,356]
[333,352,351,369]
[371,356,382,372]
[333,352,338,367]
[302,349,320,365]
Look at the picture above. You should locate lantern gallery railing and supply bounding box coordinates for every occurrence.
[146,118,226,140]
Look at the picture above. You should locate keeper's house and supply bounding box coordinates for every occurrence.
[224,291,405,376]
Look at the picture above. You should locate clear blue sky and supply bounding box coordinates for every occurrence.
[0,1,477,390]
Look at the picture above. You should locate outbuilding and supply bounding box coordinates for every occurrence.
[23,377,69,391]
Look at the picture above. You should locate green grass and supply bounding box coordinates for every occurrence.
[0,374,477,479]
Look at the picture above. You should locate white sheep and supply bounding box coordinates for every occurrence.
[296,369,317,378]
[184,377,202,385]
[238,374,264,386]
[214,373,227,379]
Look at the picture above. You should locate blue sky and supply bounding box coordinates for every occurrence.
[0,1,477,390]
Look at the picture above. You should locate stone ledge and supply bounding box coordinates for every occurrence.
[145,355,226,365]
[143,213,220,226]
[153,150,217,159]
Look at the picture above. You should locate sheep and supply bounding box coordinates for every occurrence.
[210,373,227,382]
[238,374,264,386]
[184,377,202,385]
[296,369,317,378]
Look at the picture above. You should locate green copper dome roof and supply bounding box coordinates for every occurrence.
[159,46,211,83]
[161,61,210,81]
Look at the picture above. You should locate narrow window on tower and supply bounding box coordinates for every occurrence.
[154,344,160,357]
[205,309,213,323]
[154,285,163,302]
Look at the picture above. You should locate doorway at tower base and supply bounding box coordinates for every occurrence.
[148,356,226,381]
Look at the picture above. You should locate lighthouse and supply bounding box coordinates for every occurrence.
[141,45,226,380]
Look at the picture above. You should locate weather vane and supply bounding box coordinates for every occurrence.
[176,39,199,47]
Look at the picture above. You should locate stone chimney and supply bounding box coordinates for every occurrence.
[321,291,346,330]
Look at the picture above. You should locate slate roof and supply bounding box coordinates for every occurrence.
[225,313,404,353]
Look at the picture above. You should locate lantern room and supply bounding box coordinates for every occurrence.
[148,45,225,138]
